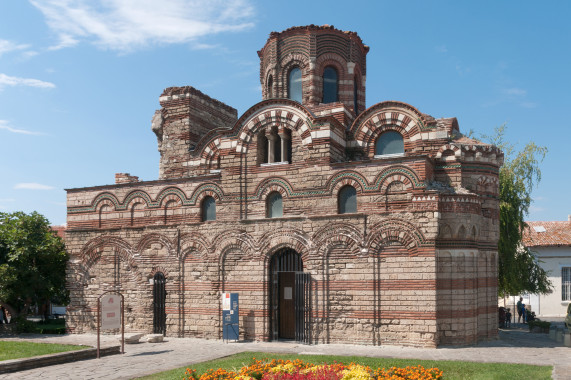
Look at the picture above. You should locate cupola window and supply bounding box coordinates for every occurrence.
[267,75,273,98]
[288,67,302,103]
[322,66,338,103]
[375,131,404,156]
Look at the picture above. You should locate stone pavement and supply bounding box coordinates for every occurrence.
[1,324,569,380]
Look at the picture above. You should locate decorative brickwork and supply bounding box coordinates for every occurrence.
[66,25,502,347]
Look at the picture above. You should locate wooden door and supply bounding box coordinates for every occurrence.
[278,271,295,339]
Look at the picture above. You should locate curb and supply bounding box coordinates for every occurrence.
[0,345,121,374]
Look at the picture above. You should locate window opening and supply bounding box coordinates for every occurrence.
[267,192,283,218]
[202,196,216,221]
[375,131,404,156]
[261,128,291,164]
[563,267,571,301]
[267,75,273,98]
[288,67,302,103]
[322,66,338,103]
[338,185,357,214]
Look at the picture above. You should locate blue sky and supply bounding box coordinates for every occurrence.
[1,1,570,226]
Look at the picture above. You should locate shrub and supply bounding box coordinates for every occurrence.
[528,320,551,332]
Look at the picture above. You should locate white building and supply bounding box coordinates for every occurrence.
[524,219,571,317]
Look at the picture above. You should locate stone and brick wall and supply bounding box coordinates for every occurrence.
[66,25,502,347]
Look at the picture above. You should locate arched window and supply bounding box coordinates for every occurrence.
[322,66,338,103]
[201,196,216,221]
[267,75,273,98]
[338,185,357,214]
[266,191,283,218]
[375,131,404,156]
[288,67,302,103]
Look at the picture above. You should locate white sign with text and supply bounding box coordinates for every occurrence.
[101,294,121,330]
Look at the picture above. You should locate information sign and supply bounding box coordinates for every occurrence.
[222,292,239,341]
[101,294,121,330]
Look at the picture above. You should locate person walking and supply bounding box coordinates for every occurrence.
[517,297,525,323]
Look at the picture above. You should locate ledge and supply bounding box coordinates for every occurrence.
[0,345,121,374]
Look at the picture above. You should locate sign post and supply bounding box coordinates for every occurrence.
[222,292,239,342]
[97,291,124,358]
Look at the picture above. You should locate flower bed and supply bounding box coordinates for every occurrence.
[183,358,443,380]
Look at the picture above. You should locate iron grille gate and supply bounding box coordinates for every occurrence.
[153,272,166,335]
[270,248,311,344]
[295,272,311,344]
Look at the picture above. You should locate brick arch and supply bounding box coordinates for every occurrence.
[327,170,368,194]
[262,64,278,99]
[366,219,426,255]
[315,52,348,77]
[156,187,187,208]
[373,165,424,191]
[235,104,314,155]
[96,199,115,228]
[259,228,312,263]
[254,177,294,199]
[313,222,364,258]
[216,230,258,267]
[189,183,224,204]
[93,193,120,212]
[315,53,347,103]
[123,190,152,209]
[179,232,211,260]
[349,101,425,157]
[125,196,148,210]
[435,144,461,160]
[149,266,171,280]
[77,235,142,285]
[279,52,310,98]
[200,140,221,170]
[136,233,175,256]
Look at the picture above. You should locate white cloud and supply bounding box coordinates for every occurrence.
[0,73,56,90]
[31,0,255,52]
[0,39,30,56]
[14,183,56,190]
[0,120,45,135]
[0,198,15,203]
[503,87,527,96]
[435,45,447,53]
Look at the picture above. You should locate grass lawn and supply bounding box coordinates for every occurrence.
[137,352,552,380]
[0,340,88,361]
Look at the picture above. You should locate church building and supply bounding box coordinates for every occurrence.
[65,25,502,347]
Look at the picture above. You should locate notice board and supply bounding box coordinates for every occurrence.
[222,292,239,341]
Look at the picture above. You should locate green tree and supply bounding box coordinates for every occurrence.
[0,211,69,319]
[486,125,552,296]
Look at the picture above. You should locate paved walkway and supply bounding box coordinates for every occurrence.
[1,324,570,379]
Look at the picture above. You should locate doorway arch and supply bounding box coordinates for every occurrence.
[269,248,310,342]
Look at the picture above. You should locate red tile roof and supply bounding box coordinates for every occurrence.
[50,225,66,240]
[523,221,571,247]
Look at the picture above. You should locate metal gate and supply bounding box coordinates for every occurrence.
[295,272,311,343]
[270,248,311,343]
[153,272,166,335]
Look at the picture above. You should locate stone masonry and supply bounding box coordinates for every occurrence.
[65,25,503,347]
